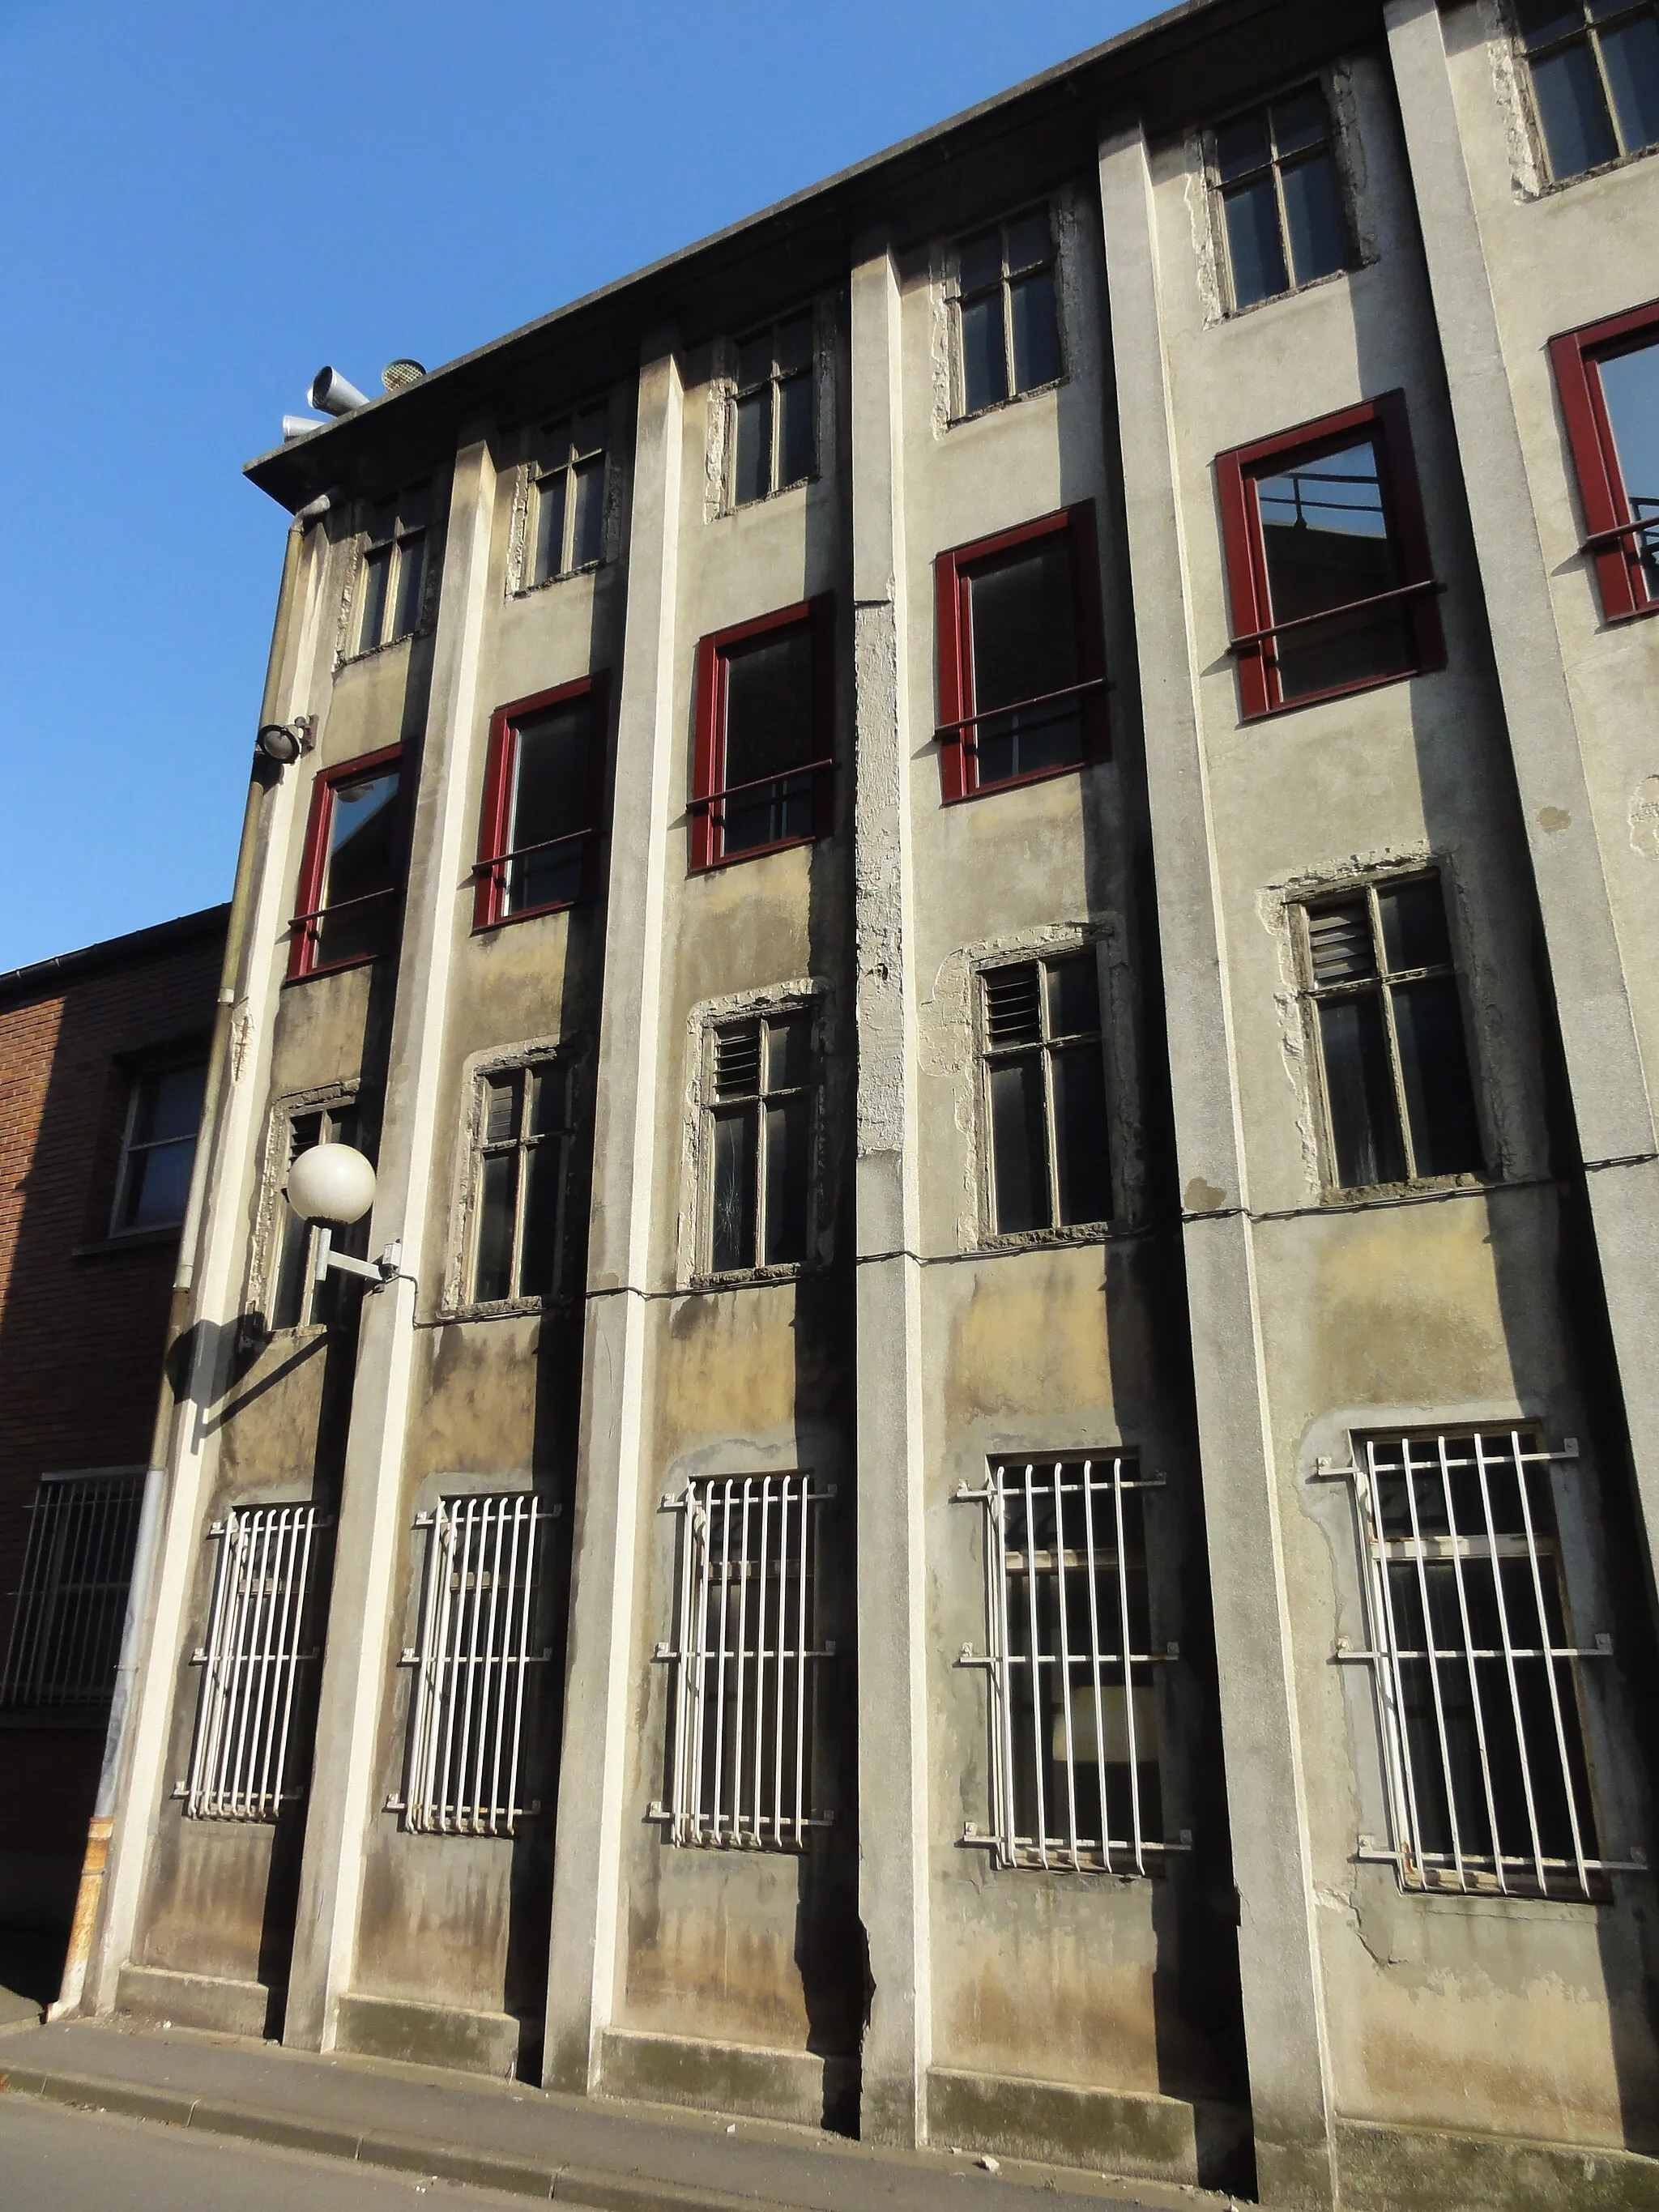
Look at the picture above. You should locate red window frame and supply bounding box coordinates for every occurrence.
[932,501,1109,803]
[690,594,836,873]
[1217,390,1445,720]
[1550,296,1659,625]
[472,674,608,931]
[287,744,405,982]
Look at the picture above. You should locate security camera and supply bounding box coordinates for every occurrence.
[256,721,313,766]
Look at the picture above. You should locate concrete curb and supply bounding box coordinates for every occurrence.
[0,2065,779,2210]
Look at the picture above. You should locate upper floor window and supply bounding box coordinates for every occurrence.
[981,954,1111,1235]
[270,1096,365,1328]
[112,1059,207,1234]
[953,208,1060,418]
[1212,85,1350,312]
[0,1469,145,1711]
[530,409,606,582]
[934,505,1108,800]
[1298,872,1482,1192]
[1550,297,1659,620]
[470,1059,573,1306]
[702,1008,815,1277]
[288,748,403,979]
[691,598,834,871]
[1218,393,1444,718]
[475,680,604,928]
[1516,0,1659,181]
[356,483,431,653]
[730,312,816,506]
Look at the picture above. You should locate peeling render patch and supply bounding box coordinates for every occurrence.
[1629,776,1659,858]
[852,603,907,1162]
[1478,0,1547,200]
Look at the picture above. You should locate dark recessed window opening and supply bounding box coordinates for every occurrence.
[983,954,1111,1235]
[289,752,403,978]
[475,681,603,927]
[113,1060,207,1233]
[530,409,607,582]
[691,599,834,870]
[471,1062,572,1305]
[956,208,1060,417]
[731,312,816,506]
[1516,0,1659,181]
[1214,85,1350,311]
[706,1010,814,1276]
[1550,300,1659,620]
[934,506,1108,800]
[356,484,431,653]
[1219,394,1444,717]
[271,1098,365,1329]
[1302,875,1483,1191]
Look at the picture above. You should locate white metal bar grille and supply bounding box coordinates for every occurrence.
[399,1493,552,1836]
[958,1458,1182,1875]
[1,1470,145,1709]
[182,1503,322,1820]
[652,1473,835,1849]
[1341,1429,1640,1899]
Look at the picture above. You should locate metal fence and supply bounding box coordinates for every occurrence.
[0,1469,144,1710]
[182,1502,323,1821]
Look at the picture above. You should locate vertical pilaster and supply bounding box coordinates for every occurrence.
[283,424,498,2049]
[847,240,932,2147]
[542,335,684,2095]
[1096,126,1337,2210]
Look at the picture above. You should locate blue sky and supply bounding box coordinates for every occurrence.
[0,0,1153,971]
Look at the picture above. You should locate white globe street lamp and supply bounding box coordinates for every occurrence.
[285,1143,404,1290]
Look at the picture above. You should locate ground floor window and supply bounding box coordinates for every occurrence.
[0,1469,144,1711]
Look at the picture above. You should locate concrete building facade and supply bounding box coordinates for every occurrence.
[73,2,1659,2204]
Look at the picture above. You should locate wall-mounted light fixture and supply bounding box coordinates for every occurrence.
[255,718,315,767]
[286,1142,407,1291]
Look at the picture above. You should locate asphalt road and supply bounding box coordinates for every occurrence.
[0,2095,548,2211]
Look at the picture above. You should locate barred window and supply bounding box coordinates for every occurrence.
[957,1457,1181,1875]
[729,312,816,506]
[530,409,607,583]
[652,1473,835,1849]
[270,1097,366,1329]
[953,207,1060,418]
[395,1494,555,1837]
[1344,1429,1637,1899]
[471,1061,573,1306]
[704,1010,815,1276]
[981,955,1111,1234]
[181,1503,325,1821]
[1,1470,144,1710]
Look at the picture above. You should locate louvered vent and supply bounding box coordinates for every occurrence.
[714,1022,762,1098]
[983,963,1043,1048]
[1307,901,1375,987]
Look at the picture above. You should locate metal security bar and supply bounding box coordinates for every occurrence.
[181,1503,323,1821]
[651,1473,835,1849]
[395,1493,555,1837]
[1335,1430,1641,1899]
[1,1469,144,1709]
[957,1458,1183,1875]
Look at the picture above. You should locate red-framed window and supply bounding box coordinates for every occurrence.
[473,676,608,931]
[288,746,404,981]
[1217,391,1445,720]
[690,595,835,872]
[933,502,1109,803]
[1550,297,1659,624]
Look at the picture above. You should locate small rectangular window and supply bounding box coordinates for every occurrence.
[1213,85,1350,312]
[474,679,604,928]
[1346,1429,1636,1899]
[182,1502,325,1821]
[960,1456,1179,1874]
[112,1060,207,1234]
[934,505,1109,801]
[654,1473,835,1849]
[1300,874,1482,1191]
[690,598,834,870]
[704,1009,815,1276]
[270,1097,365,1329]
[1515,0,1659,181]
[399,1493,554,1835]
[982,954,1111,1234]
[288,749,403,978]
[729,312,817,506]
[954,207,1061,418]
[529,408,607,583]
[469,1061,572,1306]
[1218,394,1444,717]
[355,483,432,653]
[1550,297,1659,621]
[0,1470,145,1711]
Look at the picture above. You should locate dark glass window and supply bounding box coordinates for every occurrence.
[1516,0,1659,181]
[501,699,591,915]
[471,1063,572,1305]
[966,539,1084,786]
[983,955,1111,1235]
[1597,336,1659,601]
[1303,876,1482,1191]
[531,408,607,582]
[312,765,401,970]
[356,483,431,653]
[731,313,816,507]
[706,1011,814,1275]
[1214,87,1350,311]
[271,1099,364,1329]
[1252,437,1413,700]
[113,1061,207,1233]
[692,599,833,870]
[956,208,1060,417]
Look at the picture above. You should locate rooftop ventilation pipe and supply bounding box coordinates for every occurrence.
[308,365,372,416]
[283,414,327,441]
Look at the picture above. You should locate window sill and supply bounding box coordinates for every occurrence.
[975,1221,1116,1255]
[337,625,431,671]
[284,951,383,984]
[1601,597,1659,629]
[689,829,821,876]
[1239,658,1439,722]
[948,374,1065,429]
[472,893,584,936]
[72,1225,183,1258]
[719,473,817,519]
[510,557,603,599]
[1317,1172,1491,1209]
[1529,136,1659,200]
[688,1261,817,1292]
[942,754,1098,805]
[1219,262,1356,322]
[431,1294,574,1326]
